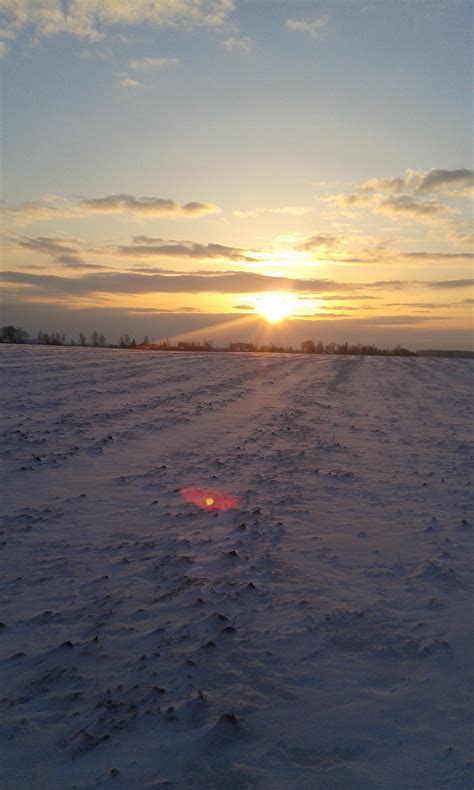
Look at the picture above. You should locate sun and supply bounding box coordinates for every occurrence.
[255,293,296,323]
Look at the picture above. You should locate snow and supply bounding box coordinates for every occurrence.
[1,345,473,789]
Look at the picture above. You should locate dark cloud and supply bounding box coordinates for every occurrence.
[17,236,78,256]
[301,294,382,301]
[416,169,474,194]
[80,195,220,217]
[14,235,109,270]
[119,239,256,261]
[400,251,473,261]
[428,278,474,289]
[362,176,405,193]
[354,315,450,325]
[296,234,341,252]
[0,270,355,296]
[375,195,449,219]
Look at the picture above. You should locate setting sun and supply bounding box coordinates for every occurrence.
[255,293,297,323]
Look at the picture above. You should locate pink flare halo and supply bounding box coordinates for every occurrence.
[180,486,240,511]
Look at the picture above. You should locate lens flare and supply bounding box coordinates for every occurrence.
[181,487,239,511]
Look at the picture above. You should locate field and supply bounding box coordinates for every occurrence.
[1,346,473,789]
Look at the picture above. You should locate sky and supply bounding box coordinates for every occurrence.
[1,0,473,349]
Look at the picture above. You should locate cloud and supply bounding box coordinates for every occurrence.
[0,1,235,50]
[428,278,474,289]
[362,176,405,194]
[416,169,474,194]
[361,169,473,196]
[374,194,452,220]
[323,193,373,212]
[13,235,109,270]
[296,234,342,252]
[233,206,311,218]
[117,77,144,89]
[221,36,252,51]
[399,251,473,262]
[119,237,256,261]
[2,194,222,225]
[80,195,221,217]
[129,56,179,70]
[386,302,470,309]
[324,168,472,225]
[284,14,328,38]
[2,199,69,225]
[352,315,450,326]
[0,269,356,297]
[4,267,471,302]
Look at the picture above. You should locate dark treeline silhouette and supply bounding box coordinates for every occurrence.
[37,331,66,345]
[0,325,29,343]
[2,325,472,357]
[300,339,414,356]
[137,338,414,355]
[416,349,474,359]
[32,330,107,347]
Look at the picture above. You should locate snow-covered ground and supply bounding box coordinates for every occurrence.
[1,345,473,789]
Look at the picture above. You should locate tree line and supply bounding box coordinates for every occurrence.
[2,325,472,357]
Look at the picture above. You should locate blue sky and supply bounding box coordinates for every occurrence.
[1,0,473,348]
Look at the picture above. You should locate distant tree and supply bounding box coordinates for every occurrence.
[119,334,131,348]
[91,331,100,347]
[37,331,64,345]
[228,342,256,352]
[315,339,325,353]
[79,332,87,346]
[0,325,29,343]
[301,339,316,353]
[392,344,413,356]
[131,338,137,348]
[143,335,149,345]
[99,332,106,347]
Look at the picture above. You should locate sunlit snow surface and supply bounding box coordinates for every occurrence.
[1,346,473,789]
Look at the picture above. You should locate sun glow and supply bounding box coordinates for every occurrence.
[255,292,297,323]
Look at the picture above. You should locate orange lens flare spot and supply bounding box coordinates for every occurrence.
[181,487,239,511]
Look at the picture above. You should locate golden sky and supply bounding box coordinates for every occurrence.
[1,1,472,348]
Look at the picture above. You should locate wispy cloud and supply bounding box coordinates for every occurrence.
[14,235,109,270]
[221,35,252,51]
[0,269,356,297]
[323,167,472,225]
[117,77,144,90]
[80,195,221,217]
[284,15,328,39]
[416,168,474,194]
[129,56,180,71]
[2,268,472,300]
[119,237,256,261]
[374,194,452,219]
[233,206,311,218]
[2,194,222,225]
[362,168,473,196]
[0,0,235,51]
